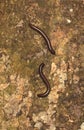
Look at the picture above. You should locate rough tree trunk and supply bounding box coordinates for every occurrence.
[0,0,84,130]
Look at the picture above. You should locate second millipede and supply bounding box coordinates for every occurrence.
[37,63,51,98]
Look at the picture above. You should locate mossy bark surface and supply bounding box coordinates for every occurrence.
[0,0,84,130]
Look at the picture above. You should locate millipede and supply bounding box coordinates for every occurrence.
[29,23,55,55]
[37,63,51,98]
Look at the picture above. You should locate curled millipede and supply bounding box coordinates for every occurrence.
[29,23,55,55]
[37,63,51,98]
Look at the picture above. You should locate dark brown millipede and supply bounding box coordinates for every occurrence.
[37,63,51,98]
[29,23,55,55]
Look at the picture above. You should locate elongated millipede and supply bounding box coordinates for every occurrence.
[37,63,51,98]
[29,23,55,55]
